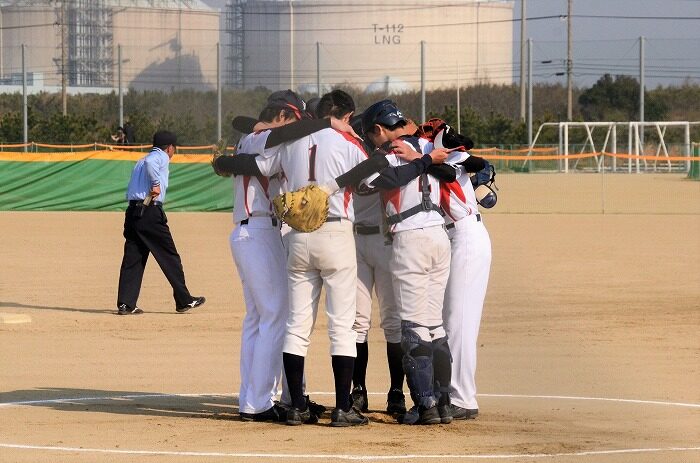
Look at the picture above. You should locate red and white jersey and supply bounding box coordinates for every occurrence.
[232,130,283,224]
[440,150,479,223]
[256,128,368,221]
[380,137,445,233]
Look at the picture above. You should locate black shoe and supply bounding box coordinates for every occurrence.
[306,396,326,419]
[350,385,368,412]
[285,406,312,426]
[176,296,206,313]
[117,303,143,315]
[240,405,283,422]
[449,404,479,420]
[438,404,453,424]
[386,388,406,415]
[399,405,441,425]
[330,406,369,427]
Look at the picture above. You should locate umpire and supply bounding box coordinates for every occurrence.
[116,130,205,315]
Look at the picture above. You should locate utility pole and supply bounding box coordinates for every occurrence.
[456,62,461,133]
[519,0,527,121]
[566,0,573,121]
[316,41,321,96]
[639,36,645,147]
[420,40,426,123]
[22,43,27,151]
[217,42,222,141]
[118,44,123,128]
[528,38,533,148]
[289,0,294,90]
[61,0,67,116]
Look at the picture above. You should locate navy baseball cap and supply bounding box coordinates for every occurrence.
[152,130,177,147]
[265,90,310,119]
[361,100,406,134]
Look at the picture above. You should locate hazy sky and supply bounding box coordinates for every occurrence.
[515,0,700,87]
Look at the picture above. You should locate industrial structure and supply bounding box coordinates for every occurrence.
[0,0,514,93]
[223,0,514,92]
[0,0,219,92]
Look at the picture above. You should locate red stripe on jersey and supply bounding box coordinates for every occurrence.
[243,176,252,216]
[258,176,270,199]
[381,187,401,216]
[335,129,368,158]
[440,182,456,221]
[343,185,353,216]
[440,181,467,220]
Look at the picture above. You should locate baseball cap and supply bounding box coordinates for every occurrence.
[361,99,406,134]
[265,89,310,119]
[152,130,177,148]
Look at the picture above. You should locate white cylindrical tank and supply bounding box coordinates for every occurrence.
[236,0,514,92]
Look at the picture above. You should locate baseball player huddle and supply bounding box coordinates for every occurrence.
[213,89,492,427]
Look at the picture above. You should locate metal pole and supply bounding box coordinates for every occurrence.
[289,0,294,90]
[316,41,321,97]
[420,40,425,123]
[566,0,573,121]
[217,42,222,141]
[639,36,645,148]
[118,44,123,128]
[527,38,533,148]
[519,0,527,120]
[61,0,67,116]
[22,43,27,151]
[456,62,461,133]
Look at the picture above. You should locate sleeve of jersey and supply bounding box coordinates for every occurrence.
[446,150,486,173]
[368,154,432,189]
[265,119,331,148]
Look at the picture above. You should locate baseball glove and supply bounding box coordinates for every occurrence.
[211,138,232,177]
[272,184,330,232]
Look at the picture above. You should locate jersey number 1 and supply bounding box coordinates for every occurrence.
[308,145,317,181]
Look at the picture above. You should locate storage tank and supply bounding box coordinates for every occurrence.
[0,0,220,91]
[226,0,514,92]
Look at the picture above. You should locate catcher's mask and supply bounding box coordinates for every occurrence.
[361,99,406,134]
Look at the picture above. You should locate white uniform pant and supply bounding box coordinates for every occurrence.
[353,232,401,344]
[230,218,288,414]
[390,225,451,342]
[283,220,358,358]
[443,214,491,410]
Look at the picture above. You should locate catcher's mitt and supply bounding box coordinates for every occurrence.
[272,184,330,232]
[211,138,232,177]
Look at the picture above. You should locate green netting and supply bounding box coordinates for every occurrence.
[689,146,700,180]
[0,159,233,211]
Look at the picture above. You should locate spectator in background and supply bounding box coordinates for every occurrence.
[111,126,126,144]
[123,119,136,144]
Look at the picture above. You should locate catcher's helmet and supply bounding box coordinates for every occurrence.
[361,100,406,134]
[266,89,311,120]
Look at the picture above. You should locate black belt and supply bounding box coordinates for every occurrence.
[240,217,278,227]
[325,217,342,223]
[129,199,162,206]
[353,224,380,235]
[446,214,481,230]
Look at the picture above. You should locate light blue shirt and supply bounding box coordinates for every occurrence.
[125,147,170,202]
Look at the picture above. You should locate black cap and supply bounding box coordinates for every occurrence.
[265,90,310,119]
[305,97,321,119]
[361,99,406,134]
[152,130,177,148]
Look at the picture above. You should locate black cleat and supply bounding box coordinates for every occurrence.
[117,303,143,315]
[449,404,479,420]
[240,405,284,422]
[438,404,453,424]
[350,385,369,412]
[330,406,369,427]
[386,388,406,415]
[285,396,320,425]
[399,405,441,425]
[176,296,206,313]
[306,396,326,419]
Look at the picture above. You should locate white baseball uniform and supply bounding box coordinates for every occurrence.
[441,150,492,410]
[256,128,369,357]
[380,137,451,342]
[352,190,400,344]
[229,130,288,415]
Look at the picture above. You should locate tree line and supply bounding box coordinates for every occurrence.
[1,75,698,147]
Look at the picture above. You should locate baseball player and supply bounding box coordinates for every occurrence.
[437,134,492,420]
[223,90,361,422]
[361,100,455,425]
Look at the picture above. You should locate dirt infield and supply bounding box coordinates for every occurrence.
[1,175,698,462]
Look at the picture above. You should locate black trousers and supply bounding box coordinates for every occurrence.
[117,204,192,309]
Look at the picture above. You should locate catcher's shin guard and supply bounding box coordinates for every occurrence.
[401,323,437,410]
[432,336,452,406]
